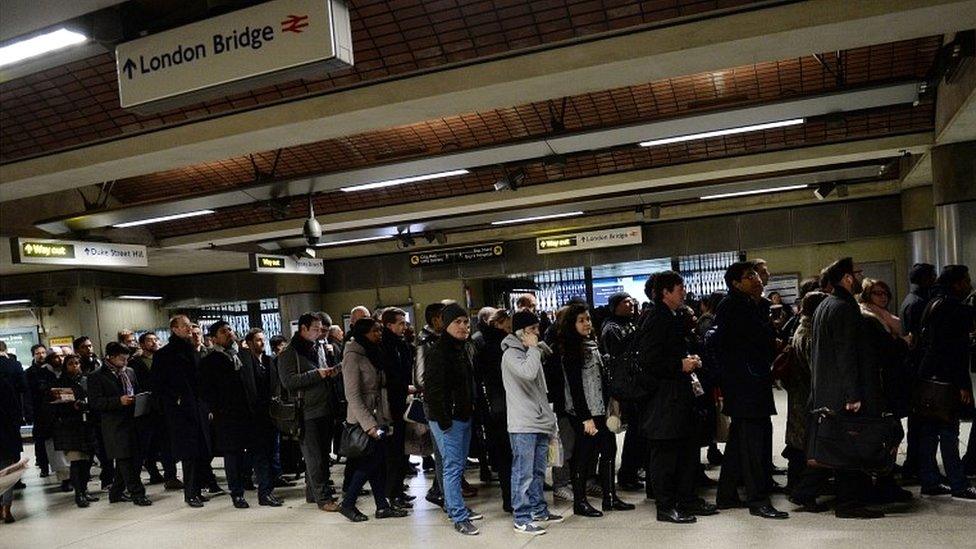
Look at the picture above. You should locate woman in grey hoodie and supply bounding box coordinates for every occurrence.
[501,311,562,535]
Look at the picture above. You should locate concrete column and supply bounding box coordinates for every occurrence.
[277,292,321,337]
[931,141,976,269]
[901,185,937,267]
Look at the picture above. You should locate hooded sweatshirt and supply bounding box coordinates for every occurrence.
[500,334,557,435]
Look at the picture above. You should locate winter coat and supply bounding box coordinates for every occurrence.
[87,366,141,459]
[714,289,778,418]
[51,373,95,454]
[861,308,911,417]
[562,339,606,420]
[152,333,212,460]
[343,339,392,432]
[638,302,698,440]
[200,346,270,453]
[26,364,58,438]
[424,333,474,430]
[918,290,975,394]
[785,317,814,450]
[473,325,508,422]
[0,377,24,461]
[500,334,557,434]
[381,329,414,420]
[277,333,339,420]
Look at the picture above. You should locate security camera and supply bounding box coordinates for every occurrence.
[303,216,322,245]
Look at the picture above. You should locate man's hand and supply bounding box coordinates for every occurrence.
[961,390,973,406]
[367,427,379,439]
[681,356,700,374]
[120,395,135,406]
[522,331,539,348]
[317,367,339,378]
[845,401,861,413]
[583,419,597,436]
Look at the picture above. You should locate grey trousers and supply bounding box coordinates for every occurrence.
[300,414,336,505]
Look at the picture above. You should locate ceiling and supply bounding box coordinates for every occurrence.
[1,0,975,279]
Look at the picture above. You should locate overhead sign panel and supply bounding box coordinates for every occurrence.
[409,244,504,267]
[10,238,148,267]
[116,0,353,113]
[249,253,324,275]
[536,226,642,255]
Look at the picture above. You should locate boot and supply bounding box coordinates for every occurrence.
[71,462,89,508]
[601,461,635,511]
[81,462,98,501]
[572,471,603,517]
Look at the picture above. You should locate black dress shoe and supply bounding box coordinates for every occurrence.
[680,501,719,516]
[602,495,636,511]
[84,491,100,502]
[273,476,295,488]
[75,495,90,508]
[232,496,250,509]
[185,497,205,508]
[340,505,368,522]
[657,507,697,524]
[259,494,283,507]
[375,506,408,519]
[109,493,132,503]
[197,492,211,502]
[750,504,789,519]
[788,496,829,513]
[573,501,604,517]
[391,497,414,509]
[60,480,73,492]
[132,496,153,507]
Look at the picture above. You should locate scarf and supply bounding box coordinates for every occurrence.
[860,302,902,337]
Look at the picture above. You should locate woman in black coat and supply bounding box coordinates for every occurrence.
[471,309,514,512]
[52,355,98,507]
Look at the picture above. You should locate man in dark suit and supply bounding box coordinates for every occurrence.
[87,342,151,506]
[129,332,182,490]
[640,272,718,524]
[714,261,787,519]
[200,322,281,509]
[153,315,212,507]
[24,344,51,477]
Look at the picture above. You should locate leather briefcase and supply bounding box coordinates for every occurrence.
[911,377,958,423]
[806,408,903,473]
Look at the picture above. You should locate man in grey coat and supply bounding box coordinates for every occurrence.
[501,311,563,536]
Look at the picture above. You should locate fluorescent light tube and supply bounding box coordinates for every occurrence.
[117,295,164,300]
[491,211,585,226]
[700,184,809,201]
[113,210,215,228]
[639,118,805,148]
[316,235,393,247]
[340,169,470,192]
[0,299,31,306]
[0,28,87,68]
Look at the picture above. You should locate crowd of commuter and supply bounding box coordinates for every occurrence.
[0,258,973,533]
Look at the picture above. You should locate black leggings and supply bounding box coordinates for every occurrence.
[571,416,613,491]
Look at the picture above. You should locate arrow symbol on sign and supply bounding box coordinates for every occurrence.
[122,58,137,79]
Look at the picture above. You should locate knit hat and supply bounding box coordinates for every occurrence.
[440,303,468,327]
[512,310,540,333]
[607,292,632,312]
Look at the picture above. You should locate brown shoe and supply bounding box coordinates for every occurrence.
[318,500,340,512]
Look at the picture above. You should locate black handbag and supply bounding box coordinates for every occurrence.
[806,408,903,473]
[912,378,958,423]
[404,395,428,425]
[269,395,303,439]
[339,422,373,459]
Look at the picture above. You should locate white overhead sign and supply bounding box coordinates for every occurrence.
[250,253,324,275]
[10,238,148,267]
[536,226,643,255]
[116,0,353,113]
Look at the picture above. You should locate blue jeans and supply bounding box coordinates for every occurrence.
[509,432,550,526]
[919,418,970,492]
[429,419,471,524]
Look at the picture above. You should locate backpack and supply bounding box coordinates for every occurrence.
[607,317,651,402]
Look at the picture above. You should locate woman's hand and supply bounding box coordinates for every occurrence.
[367,426,379,439]
[583,419,597,436]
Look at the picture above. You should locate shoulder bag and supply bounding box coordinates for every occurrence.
[805,408,903,473]
[269,348,304,439]
[339,422,373,459]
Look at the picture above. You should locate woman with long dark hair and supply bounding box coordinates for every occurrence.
[339,318,408,522]
[557,303,634,517]
[52,354,99,508]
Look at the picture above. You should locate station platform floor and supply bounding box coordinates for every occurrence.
[2,390,974,549]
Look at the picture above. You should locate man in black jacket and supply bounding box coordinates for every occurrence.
[278,313,341,512]
[200,322,282,509]
[129,333,181,489]
[380,308,416,508]
[601,292,645,492]
[25,344,51,477]
[916,265,976,501]
[74,335,115,489]
[472,308,514,513]
[87,342,151,506]
[640,273,718,524]
[153,315,212,507]
[714,261,787,519]
[898,262,937,480]
[807,257,888,518]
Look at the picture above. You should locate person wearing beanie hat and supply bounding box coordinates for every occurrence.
[599,293,643,492]
[424,303,483,535]
[898,262,938,479]
[500,310,561,534]
[916,264,976,501]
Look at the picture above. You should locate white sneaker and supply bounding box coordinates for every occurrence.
[553,486,573,501]
[514,523,547,536]
[532,512,565,524]
[951,487,976,502]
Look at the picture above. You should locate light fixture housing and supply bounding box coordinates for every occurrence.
[315,235,393,247]
[0,28,88,68]
[116,295,164,300]
[814,182,837,200]
[340,169,469,192]
[491,211,585,226]
[0,298,32,306]
[639,118,805,148]
[113,209,215,228]
[700,184,809,201]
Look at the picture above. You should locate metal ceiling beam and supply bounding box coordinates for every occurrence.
[33,82,921,234]
[2,0,971,201]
